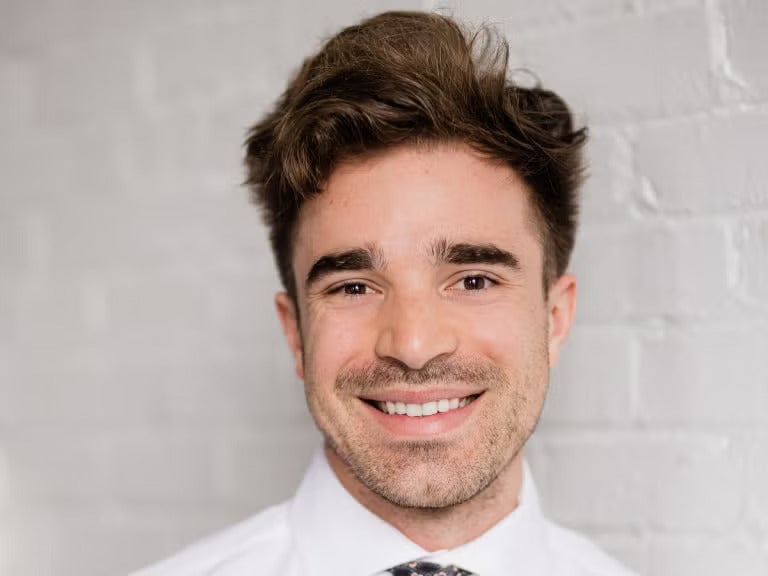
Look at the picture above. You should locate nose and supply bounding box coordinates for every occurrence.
[374,292,459,371]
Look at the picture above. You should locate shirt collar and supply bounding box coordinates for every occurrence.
[289,449,425,575]
[426,461,552,576]
[289,449,551,576]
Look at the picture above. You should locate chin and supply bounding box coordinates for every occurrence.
[342,434,517,510]
[377,474,490,510]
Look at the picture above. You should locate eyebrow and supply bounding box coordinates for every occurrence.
[428,238,521,271]
[305,238,521,290]
[305,244,386,288]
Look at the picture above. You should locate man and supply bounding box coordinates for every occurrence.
[136,10,636,576]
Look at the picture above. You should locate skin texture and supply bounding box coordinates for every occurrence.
[275,142,576,550]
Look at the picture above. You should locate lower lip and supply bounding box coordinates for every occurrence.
[361,395,482,438]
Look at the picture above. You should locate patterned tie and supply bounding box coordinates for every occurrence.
[387,560,474,576]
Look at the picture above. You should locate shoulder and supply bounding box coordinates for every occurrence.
[130,502,295,576]
[543,519,639,576]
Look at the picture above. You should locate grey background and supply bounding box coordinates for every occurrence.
[1,0,767,575]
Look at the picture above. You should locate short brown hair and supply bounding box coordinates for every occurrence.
[244,11,586,302]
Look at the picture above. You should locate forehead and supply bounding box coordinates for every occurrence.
[292,142,541,271]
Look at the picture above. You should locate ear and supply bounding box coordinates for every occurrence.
[275,292,304,380]
[546,273,577,368]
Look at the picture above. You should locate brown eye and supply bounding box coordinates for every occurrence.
[343,282,368,295]
[463,276,487,290]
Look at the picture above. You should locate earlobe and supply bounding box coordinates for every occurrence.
[275,292,304,380]
[547,274,577,368]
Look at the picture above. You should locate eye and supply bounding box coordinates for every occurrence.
[462,276,488,290]
[451,274,496,292]
[328,281,372,297]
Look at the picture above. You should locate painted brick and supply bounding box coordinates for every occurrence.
[1,127,126,207]
[723,0,768,98]
[4,506,177,576]
[0,280,168,428]
[127,502,268,572]
[737,218,768,306]
[648,436,744,530]
[0,0,75,51]
[636,0,700,9]
[217,429,321,506]
[0,446,8,512]
[145,0,421,106]
[534,433,744,531]
[638,326,768,424]
[742,433,768,532]
[143,13,283,106]
[634,113,768,213]
[649,534,768,576]
[115,101,253,198]
[103,431,221,505]
[508,6,717,123]
[543,326,634,424]
[161,337,310,430]
[531,436,652,528]
[572,224,730,320]
[0,0,167,51]
[38,195,268,279]
[32,35,143,129]
[0,57,33,130]
[2,433,110,505]
[431,0,635,29]
[0,211,26,279]
[579,129,636,225]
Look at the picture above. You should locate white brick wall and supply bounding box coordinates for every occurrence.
[1,1,766,574]
[634,113,768,212]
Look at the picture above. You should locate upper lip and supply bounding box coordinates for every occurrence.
[359,389,485,404]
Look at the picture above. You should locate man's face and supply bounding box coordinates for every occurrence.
[276,142,575,509]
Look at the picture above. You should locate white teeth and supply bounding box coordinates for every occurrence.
[376,396,477,417]
[406,404,422,417]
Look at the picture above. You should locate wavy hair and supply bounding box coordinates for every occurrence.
[244,11,587,301]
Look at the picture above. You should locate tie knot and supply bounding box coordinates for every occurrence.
[388,560,474,576]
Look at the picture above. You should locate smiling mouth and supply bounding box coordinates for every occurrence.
[364,394,481,417]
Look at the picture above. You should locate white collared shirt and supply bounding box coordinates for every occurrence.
[133,449,636,576]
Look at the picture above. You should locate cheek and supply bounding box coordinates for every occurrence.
[303,308,377,384]
[458,301,543,364]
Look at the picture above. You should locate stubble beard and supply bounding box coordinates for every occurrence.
[304,354,549,510]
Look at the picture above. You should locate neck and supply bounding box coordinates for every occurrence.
[325,444,524,551]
